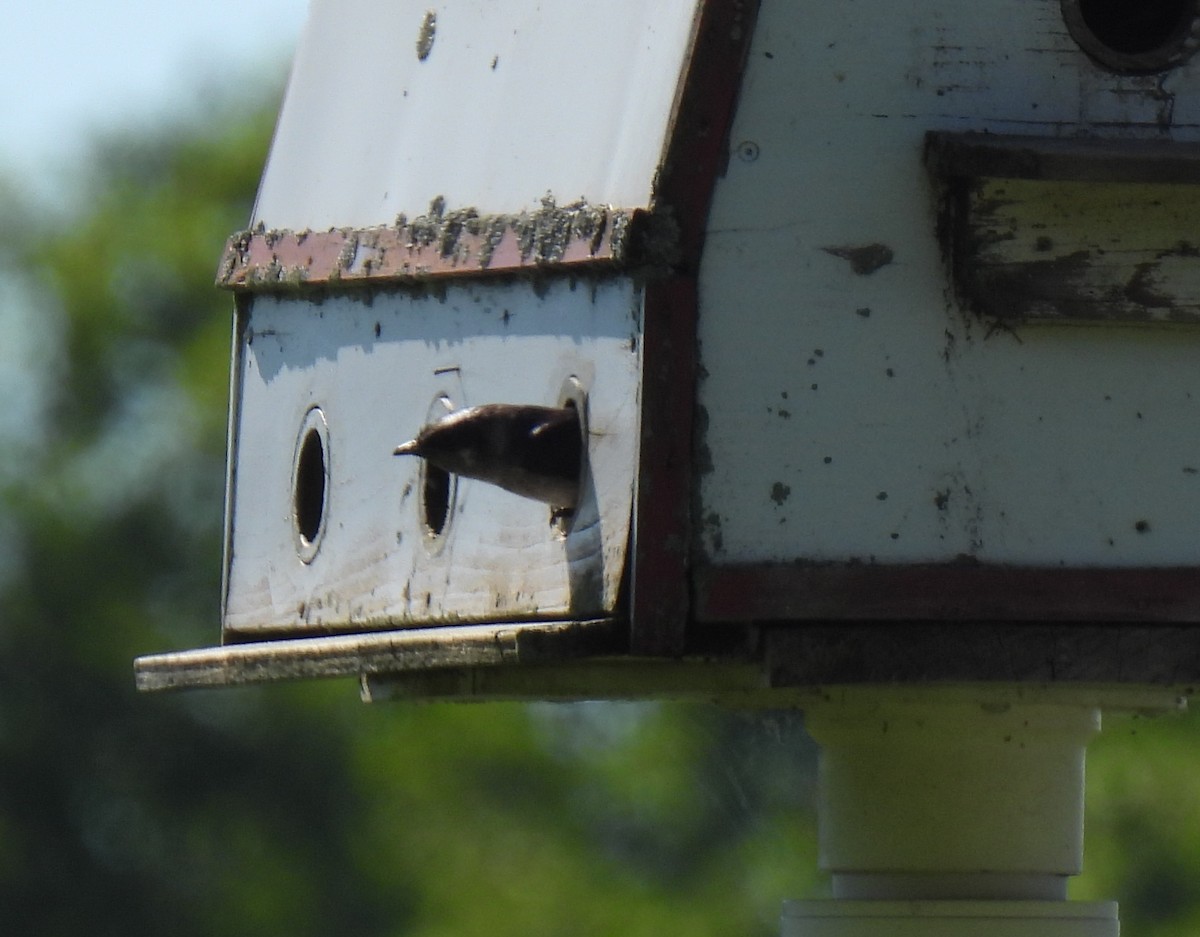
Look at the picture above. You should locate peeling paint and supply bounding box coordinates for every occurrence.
[216,195,668,291]
[930,133,1200,325]
[416,10,437,61]
[702,511,724,553]
[822,243,895,275]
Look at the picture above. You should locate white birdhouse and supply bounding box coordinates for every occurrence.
[138,0,1200,696]
[137,6,1200,934]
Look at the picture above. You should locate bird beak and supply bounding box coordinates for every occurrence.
[393,439,420,456]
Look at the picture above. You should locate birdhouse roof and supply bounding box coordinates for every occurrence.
[251,0,703,233]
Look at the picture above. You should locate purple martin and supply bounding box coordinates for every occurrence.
[394,403,582,510]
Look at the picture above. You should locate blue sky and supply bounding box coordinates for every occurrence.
[1,0,308,202]
[0,1,308,570]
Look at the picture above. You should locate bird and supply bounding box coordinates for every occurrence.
[394,403,583,510]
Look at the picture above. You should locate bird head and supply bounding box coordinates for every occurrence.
[394,403,582,509]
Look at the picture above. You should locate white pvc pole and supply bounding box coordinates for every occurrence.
[782,690,1122,937]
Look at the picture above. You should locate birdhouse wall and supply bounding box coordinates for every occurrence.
[223,278,641,637]
[693,0,1200,622]
[214,0,711,638]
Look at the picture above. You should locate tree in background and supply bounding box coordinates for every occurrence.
[1076,710,1200,937]
[0,93,384,936]
[0,90,823,936]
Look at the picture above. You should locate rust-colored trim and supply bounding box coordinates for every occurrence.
[633,276,701,655]
[216,202,635,291]
[631,0,761,656]
[694,562,1200,623]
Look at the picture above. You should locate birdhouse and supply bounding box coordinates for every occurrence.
[136,3,1200,934]
[136,0,1200,695]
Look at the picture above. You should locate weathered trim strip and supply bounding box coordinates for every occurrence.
[694,562,1200,623]
[765,624,1200,686]
[926,131,1200,184]
[216,199,638,291]
[135,618,623,691]
[364,659,768,703]
[928,131,1200,326]
[630,0,761,656]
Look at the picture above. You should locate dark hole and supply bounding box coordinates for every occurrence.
[295,428,326,544]
[552,398,584,531]
[1078,0,1193,54]
[422,464,451,536]
[558,398,583,489]
[565,399,584,486]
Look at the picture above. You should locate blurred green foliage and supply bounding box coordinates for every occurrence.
[1075,709,1200,936]
[2,75,1200,937]
[0,90,823,935]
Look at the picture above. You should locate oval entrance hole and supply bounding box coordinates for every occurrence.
[1063,0,1200,71]
[295,428,326,545]
[422,463,452,536]
[292,408,330,561]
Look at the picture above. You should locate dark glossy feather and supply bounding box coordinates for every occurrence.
[394,404,582,508]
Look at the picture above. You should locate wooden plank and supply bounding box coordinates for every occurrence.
[926,133,1200,185]
[947,175,1200,325]
[630,0,761,656]
[928,133,1200,325]
[135,618,623,692]
[694,562,1200,623]
[139,617,1200,695]
[765,624,1200,686]
[364,659,767,702]
[634,276,700,654]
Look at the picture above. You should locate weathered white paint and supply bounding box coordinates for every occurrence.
[252,0,700,230]
[698,0,1200,567]
[223,278,641,635]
